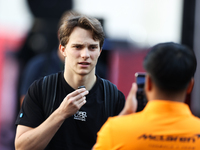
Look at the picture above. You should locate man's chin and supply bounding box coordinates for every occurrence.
[77,68,94,76]
[78,71,90,76]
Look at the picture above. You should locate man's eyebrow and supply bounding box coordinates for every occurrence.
[90,44,98,46]
[71,43,83,46]
[72,43,82,45]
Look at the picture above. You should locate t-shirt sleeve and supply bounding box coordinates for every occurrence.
[15,79,45,128]
[93,118,112,150]
[114,90,125,115]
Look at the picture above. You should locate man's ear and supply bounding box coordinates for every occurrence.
[59,44,66,57]
[145,74,152,92]
[187,78,194,94]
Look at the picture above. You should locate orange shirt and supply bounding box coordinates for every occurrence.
[93,100,200,150]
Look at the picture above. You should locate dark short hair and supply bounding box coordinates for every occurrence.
[143,42,197,92]
[57,10,81,43]
[59,15,105,49]
[58,10,81,31]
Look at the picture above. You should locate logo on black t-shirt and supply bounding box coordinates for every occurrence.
[74,111,87,121]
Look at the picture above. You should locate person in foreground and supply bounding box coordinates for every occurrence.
[15,14,125,150]
[93,42,200,150]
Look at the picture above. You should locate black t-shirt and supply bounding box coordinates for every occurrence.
[16,72,125,150]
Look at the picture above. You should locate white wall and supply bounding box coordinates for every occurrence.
[0,0,33,36]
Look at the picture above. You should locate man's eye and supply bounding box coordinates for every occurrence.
[91,46,97,49]
[74,45,81,49]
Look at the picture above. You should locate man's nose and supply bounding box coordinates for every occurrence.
[81,48,90,59]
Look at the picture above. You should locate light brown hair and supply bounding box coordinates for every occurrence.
[59,15,105,49]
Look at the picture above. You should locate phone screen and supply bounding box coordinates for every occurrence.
[135,72,148,112]
[137,76,145,88]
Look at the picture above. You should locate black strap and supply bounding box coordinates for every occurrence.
[101,78,118,118]
[42,73,58,119]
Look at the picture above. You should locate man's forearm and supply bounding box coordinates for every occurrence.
[15,108,66,150]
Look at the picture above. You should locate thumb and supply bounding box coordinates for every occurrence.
[124,82,138,114]
[127,83,137,99]
[119,83,138,116]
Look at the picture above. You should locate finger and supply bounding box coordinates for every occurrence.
[126,82,138,113]
[131,82,138,95]
[67,89,89,99]
[75,88,89,97]
[77,98,87,108]
[130,83,138,112]
[76,91,89,100]
[71,96,86,109]
[127,82,137,99]
[76,96,86,105]
[67,91,88,106]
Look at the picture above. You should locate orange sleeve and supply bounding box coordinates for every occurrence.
[93,118,112,150]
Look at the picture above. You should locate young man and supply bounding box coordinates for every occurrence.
[93,42,200,150]
[15,15,125,150]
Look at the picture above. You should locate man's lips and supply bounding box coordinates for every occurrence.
[78,62,90,67]
[78,62,90,65]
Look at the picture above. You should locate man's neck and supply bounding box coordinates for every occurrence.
[63,71,96,91]
[148,90,186,103]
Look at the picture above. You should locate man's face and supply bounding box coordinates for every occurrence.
[62,27,101,76]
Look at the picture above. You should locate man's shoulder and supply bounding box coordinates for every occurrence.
[98,77,119,90]
[99,78,115,85]
[29,72,62,89]
[102,114,138,132]
[187,114,200,127]
[110,113,141,122]
[98,77,125,97]
[43,71,63,79]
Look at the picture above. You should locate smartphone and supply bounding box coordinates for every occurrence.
[78,86,85,89]
[135,72,148,112]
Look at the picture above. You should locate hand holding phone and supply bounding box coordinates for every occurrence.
[119,83,138,115]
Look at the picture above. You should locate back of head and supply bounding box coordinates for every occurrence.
[59,15,105,49]
[143,42,197,92]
